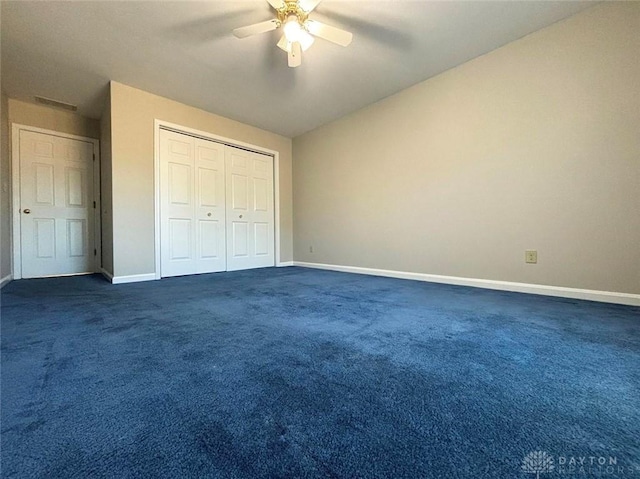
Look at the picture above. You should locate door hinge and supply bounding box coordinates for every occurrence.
[93,153,96,161]
[93,201,96,208]
[94,249,97,256]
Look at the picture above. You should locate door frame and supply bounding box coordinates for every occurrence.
[153,120,282,280]
[11,124,101,280]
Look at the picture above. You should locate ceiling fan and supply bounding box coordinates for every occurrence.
[233,0,353,68]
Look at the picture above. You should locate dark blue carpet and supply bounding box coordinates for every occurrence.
[1,267,639,478]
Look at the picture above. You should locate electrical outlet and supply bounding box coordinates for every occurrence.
[525,250,538,264]
[309,246,314,253]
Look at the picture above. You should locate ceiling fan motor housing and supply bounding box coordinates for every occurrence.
[276,1,309,27]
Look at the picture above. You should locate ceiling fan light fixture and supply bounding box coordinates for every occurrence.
[233,0,353,67]
[283,15,302,42]
[298,29,315,51]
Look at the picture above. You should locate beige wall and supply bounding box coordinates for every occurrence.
[100,90,114,275]
[293,3,640,295]
[8,98,100,140]
[109,81,293,277]
[0,92,11,282]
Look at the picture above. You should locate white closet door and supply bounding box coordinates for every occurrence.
[160,130,226,277]
[19,130,95,278]
[225,146,275,271]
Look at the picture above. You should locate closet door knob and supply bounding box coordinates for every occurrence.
[23,209,31,214]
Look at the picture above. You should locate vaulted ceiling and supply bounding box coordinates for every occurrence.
[1,1,596,137]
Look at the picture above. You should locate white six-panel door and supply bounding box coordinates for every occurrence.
[160,130,227,277]
[19,130,95,278]
[225,146,275,271]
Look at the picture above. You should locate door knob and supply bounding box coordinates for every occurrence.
[239,214,243,219]
[207,213,212,217]
[23,209,31,214]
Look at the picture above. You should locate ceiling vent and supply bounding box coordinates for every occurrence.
[34,96,78,112]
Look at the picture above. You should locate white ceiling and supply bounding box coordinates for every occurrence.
[1,1,596,138]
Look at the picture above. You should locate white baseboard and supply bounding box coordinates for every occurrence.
[111,273,157,285]
[100,268,114,283]
[277,261,294,267]
[293,261,640,307]
[0,274,13,289]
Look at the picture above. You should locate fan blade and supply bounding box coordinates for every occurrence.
[267,0,285,10]
[288,42,302,67]
[277,34,289,52]
[299,0,322,13]
[233,19,279,39]
[306,20,352,47]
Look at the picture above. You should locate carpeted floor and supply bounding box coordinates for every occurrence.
[1,267,639,478]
